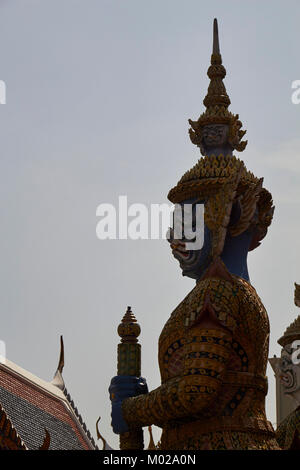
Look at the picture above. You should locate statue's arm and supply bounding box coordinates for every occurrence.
[122,325,233,428]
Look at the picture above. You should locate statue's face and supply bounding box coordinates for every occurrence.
[167,199,211,280]
[202,124,229,149]
[279,344,300,396]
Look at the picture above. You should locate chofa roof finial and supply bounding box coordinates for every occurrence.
[57,335,64,374]
[51,335,65,390]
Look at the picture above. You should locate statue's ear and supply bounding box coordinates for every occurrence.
[248,231,261,251]
[229,179,263,238]
[229,199,261,251]
[228,199,241,227]
[249,219,267,251]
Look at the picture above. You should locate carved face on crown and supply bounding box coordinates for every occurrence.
[202,124,229,147]
[278,343,300,403]
[199,124,234,157]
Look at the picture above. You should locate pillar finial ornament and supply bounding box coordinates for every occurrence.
[117,306,141,345]
[117,306,143,450]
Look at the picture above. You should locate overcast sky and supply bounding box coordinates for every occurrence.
[0,0,299,448]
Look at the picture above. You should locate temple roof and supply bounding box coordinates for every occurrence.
[0,358,97,450]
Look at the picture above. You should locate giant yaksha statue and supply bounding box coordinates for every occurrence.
[109,19,279,450]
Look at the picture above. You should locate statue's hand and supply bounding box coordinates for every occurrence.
[109,376,148,434]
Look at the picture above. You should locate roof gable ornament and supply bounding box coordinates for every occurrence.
[51,335,65,390]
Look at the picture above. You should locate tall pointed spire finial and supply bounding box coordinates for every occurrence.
[188,18,247,154]
[213,18,220,55]
[203,18,230,110]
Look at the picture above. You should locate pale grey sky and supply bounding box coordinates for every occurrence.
[0,0,299,448]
